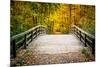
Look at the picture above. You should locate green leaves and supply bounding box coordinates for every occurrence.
[79,5,95,35]
[11,1,95,35]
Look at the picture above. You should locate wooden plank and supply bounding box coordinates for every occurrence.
[84,34,87,46]
[73,25,95,39]
[72,25,95,56]
[11,25,47,58]
[16,38,24,47]
[27,34,31,39]
[11,25,46,40]
[24,34,27,49]
[11,40,16,58]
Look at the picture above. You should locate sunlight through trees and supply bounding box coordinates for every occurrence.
[11,1,95,36]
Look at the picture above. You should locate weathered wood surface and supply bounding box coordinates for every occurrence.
[72,25,95,55]
[11,25,46,58]
[11,24,95,58]
[28,34,84,54]
[11,25,46,40]
[11,34,94,65]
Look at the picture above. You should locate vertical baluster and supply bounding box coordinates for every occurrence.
[75,27,76,35]
[37,27,38,36]
[80,31,81,41]
[35,29,36,38]
[74,27,75,34]
[84,34,87,47]
[73,26,75,34]
[36,28,37,38]
[24,34,27,49]
[77,29,79,37]
[12,40,16,58]
[78,30,79,38]
[31,31,33,42]
[76,28,78,37]
[92,39,95,56]
[73,26,74,34]
[40,27,42,34]
[39,27,40,35]
[76,28,77,36]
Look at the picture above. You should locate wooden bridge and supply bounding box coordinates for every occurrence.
[11,25,95,64]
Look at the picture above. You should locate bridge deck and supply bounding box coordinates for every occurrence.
[11,25,95,65]
[14,34,94,65]
[28,34,84,54]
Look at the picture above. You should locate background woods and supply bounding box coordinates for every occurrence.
[11,1,95,36]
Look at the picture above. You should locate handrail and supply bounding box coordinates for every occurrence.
[11,25,46,40]
[72,25,95,39]
[11,25,47,58]
[72,25,95,55]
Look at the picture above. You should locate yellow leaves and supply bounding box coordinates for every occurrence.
[11,1,95,35]
[48,5,68,22]
[49,13,58,21]
[54,23,60,29]
[47,4,82,33]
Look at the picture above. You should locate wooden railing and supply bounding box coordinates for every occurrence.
[11,25,46,58]
[72,25,95,55]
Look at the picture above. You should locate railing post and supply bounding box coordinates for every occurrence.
[73,25,95,56]
[12,40,16,58]
[40,27,42,34]
[80,31,81,41]
[31,31,33,42]
[92,39,95,56]
[11,25,47,59]
[73,26,75,34]
[24,34,27,49]
[39,27,40,35]
[73,27,75,34]
[36,28,37,38]
[84,34,87,47]
[34,29,37,39]
[76,28,78,37]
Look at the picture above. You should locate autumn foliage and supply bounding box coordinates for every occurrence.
[11,1,95,36]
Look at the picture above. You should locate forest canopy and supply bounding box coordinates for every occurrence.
[11,1,95,36]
